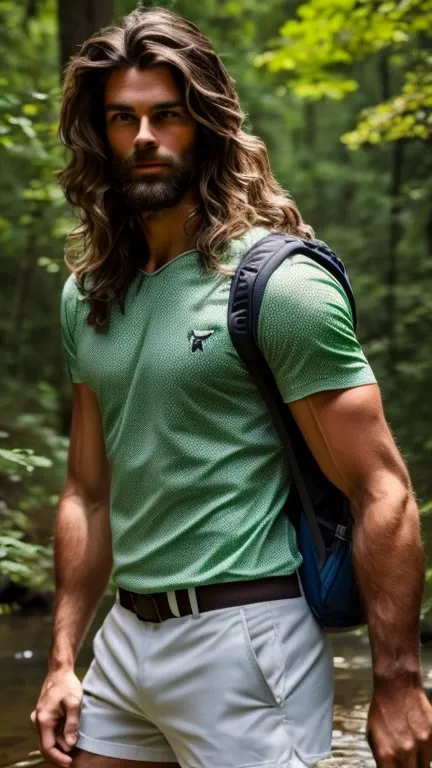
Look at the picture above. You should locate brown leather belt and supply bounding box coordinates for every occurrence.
[119,574,301,623]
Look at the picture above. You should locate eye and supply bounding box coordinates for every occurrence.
[110,113,135,123]
[156,110,181,120]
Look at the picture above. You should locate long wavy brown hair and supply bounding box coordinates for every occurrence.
[59,7,313,330]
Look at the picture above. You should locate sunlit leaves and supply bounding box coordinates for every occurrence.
[0,532,52,586]
[259,0,432,146]
[0,448,53,473]
[38,256,61,273]
[343,62,432,147]
[292,76,358,101]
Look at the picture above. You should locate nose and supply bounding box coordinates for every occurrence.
[133,117,157,149]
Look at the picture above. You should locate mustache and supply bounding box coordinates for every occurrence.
[122,150,176,170]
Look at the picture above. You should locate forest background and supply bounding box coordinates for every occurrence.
[0,0,431,605]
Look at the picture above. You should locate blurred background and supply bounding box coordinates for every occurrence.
[0,0,431,765]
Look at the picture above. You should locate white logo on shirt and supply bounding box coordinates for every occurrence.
[189,330,215,352]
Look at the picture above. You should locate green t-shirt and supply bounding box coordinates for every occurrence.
[61,228,376,594]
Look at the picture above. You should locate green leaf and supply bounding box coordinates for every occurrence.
[29,92,48,101]
[0,449,32,468]
[0,447,52,471]
[8,116,37,139]
[259,0,432,145]
[22,103,40,117]
[0,560,32,577]
[29,455,53,468]
[0,536,40,553]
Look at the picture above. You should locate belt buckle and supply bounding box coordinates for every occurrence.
[133,594,163,623]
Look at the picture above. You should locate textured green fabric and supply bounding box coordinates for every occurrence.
[258,253,376,402]
[61,229,376,594]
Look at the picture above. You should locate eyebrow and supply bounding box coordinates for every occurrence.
[105,100,185,112]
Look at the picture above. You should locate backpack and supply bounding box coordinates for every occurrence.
[228,231,365,630]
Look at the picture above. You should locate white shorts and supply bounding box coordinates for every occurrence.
[77,593,334,767]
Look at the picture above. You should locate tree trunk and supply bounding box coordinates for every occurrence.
[426,202,432,259]
[302,101,322,226]
[58,0,116,74]
[379,52,404,379]
[26,0,38,20]
[386,139,405,375]
[7,234,37,378]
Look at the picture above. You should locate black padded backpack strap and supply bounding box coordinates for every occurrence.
[228,232,355,568]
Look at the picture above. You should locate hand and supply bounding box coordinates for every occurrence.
[367,675,432,767]
[31,668,83,767]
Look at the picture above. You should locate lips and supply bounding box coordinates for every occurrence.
[134,163,169,169]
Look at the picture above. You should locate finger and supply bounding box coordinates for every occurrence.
[419,740,432,768]
[368,739,397,768]
[56,697,81,753]
[372,742,420,768]
[367,729,395,768]
[397,745,418,768]
[374,758,396,768]
[42,745,73,768]
[38,713,73,768]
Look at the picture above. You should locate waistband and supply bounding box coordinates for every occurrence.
[118,573,301,623]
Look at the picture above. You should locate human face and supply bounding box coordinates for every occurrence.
[105,65,198,211]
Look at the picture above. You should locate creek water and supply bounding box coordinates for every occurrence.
[1,601,432,768]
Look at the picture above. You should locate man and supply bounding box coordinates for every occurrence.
[32,7,432,768]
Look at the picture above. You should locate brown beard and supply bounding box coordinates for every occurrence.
[112,147,197,211]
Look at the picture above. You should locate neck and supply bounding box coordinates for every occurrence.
[139,191,200,273]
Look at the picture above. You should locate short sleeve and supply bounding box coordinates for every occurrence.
[60,276,85,384]
[258,255,376,403]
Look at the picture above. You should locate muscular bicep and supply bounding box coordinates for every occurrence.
[288,383,410,513]
[66,383,110,506]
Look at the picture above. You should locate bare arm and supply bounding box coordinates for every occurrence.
[289,384,432,767]
[51,382,112,670]
[32,383,112,767]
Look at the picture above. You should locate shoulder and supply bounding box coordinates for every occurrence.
[225,226,271,266]
[257,250,375,402]
[258,251,357,352]
[62,273,82,303]
[262,253,353,320]
[60,274,87,333]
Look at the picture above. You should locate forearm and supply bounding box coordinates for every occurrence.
[352,478,425,683]
[49,486,112,671]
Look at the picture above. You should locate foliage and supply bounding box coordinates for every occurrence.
[0,0,71,595]
[0,0,75,377]
[0,532,51,586]
[0,384,69,592]
[0,448,53,473]
[252,0,432,498]
[343,61,432,148]
[0,441,55,591]
[259,0,432,147]
[0,417,69,593]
